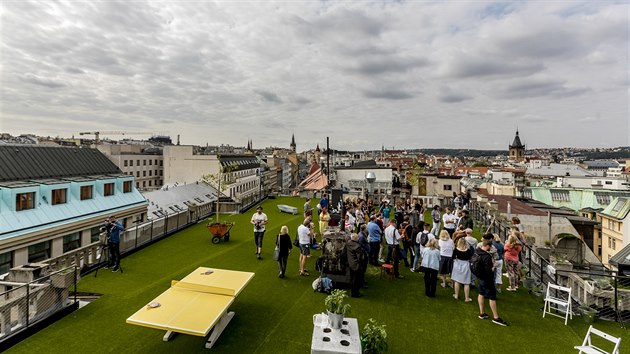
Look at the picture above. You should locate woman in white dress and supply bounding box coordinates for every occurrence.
[451,238,473,302]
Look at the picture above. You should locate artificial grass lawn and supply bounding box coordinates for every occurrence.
[8,197,627,353]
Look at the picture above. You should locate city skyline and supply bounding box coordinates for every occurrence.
[1,1,628,150]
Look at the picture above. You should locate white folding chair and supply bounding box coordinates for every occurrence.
[575,325,622,354]
[543,283,573,325]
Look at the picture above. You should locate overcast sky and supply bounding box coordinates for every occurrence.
[1,1,628,151]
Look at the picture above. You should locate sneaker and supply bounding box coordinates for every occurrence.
[111,268,119,272]
[506,287,516,292]
[257,254,261,260]
[492,317,509,326]
[410,268,416,273]
[478,313,489,320]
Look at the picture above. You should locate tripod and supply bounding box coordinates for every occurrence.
[94,240,123,277]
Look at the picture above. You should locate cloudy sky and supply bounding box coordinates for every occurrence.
[1,1,628,150]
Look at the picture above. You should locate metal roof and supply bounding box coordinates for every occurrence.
[0,145,121,182]
[610,242,630,266]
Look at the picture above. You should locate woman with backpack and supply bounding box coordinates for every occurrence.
[451,238,473,302]
[504,234,522,291]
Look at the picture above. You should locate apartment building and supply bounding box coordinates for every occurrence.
[97,144,164,191]
[599,197,630,266]
[0,145,147,274]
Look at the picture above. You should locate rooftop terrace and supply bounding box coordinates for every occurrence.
[6,197,627,353]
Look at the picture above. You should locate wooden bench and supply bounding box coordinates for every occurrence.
[543,283,573,325]
[575,325,621,354]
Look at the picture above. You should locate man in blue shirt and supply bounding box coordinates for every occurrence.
[367,215,382,266]
[107,216,124,272]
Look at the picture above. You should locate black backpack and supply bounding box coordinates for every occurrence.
[419,231,429,247]
[469,251,484,277]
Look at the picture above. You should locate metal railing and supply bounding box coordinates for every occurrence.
[0,266,78,345]
[469,201,629,328]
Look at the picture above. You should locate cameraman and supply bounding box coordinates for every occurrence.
[251,206,268,260]
[107,216,124,272]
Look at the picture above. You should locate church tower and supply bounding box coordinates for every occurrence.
[290,133,296,152]
[314,144,321,163]
[509,130,526,162]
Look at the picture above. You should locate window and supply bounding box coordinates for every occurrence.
[443,185,452,191]
[608,237,612,248]
[608,220,614,230]
[605,181,612,185]
[28,241,51,263]
[149,160,152,165]
[594,193,611,205]
[0,252,12,275]
[91,226,101,243]
[143,181,146,188]
[52,188,67,205]
[143,171,146,177]
[137,159,140,166]
[160,160,163,166]
[63,232,81,253]
[129,160,133,167]
[16,192,35,211]
[148,180,152,187]
[123,181,132,193]
[154,159,157,165]
[124,160,128,167]
[136,182,140,188]
[104,183,115,196]
[160,170,163,176]
[550,190,570,202]
[149,170,152,176]
[136,171,140,178]
[143,160,147,166]
[612,238,616,250]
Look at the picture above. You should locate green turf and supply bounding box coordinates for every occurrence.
[7,197,627,353]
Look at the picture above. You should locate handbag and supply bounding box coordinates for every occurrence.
[273,234,280,261]
[293,235,300,247]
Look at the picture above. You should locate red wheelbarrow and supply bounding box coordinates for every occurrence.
[206,222,234,244]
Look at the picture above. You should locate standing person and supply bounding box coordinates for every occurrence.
[319,194,329,212]
[345,206,357,232]
[297,220,311,276]
[379,201,392,225]
[346,233,367,298]
[384,220,403,279]
[443,207,456,238]
[410,198,420,228]
[493,234,505,292]
[451,238,473,302]
[459,210,474,230]
[412,223,434,272]
[355,206,365,231]
[421,239,440,297]
[504,234,522,291]
[304,198,313,219]
[430,205,441,235]
[107,216,124,272]
[376,213,386,263]
[276,226,292,278]
[319,207,331,236]
[399,215,413,268]
[438,230,454,287]
[251,206,268,260]
[511,216,525,237]
[357,224,370,284]
[476,238,509,326]
[367,215,382,266]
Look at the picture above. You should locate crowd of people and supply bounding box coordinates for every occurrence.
[252,194,529,325]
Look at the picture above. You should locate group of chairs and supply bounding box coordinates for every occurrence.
[541,282,622,354]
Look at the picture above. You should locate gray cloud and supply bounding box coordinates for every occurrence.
[19,73,66,88]
[1,1,627,150]
[363,88,415,100]
[254,90,283,104]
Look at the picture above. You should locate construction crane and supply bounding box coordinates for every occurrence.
[79,131,153,145]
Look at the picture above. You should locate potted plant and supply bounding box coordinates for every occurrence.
[579,305,598,324]
[550,253,573,272]
[361,318,387,354]
[324,289,351,329]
